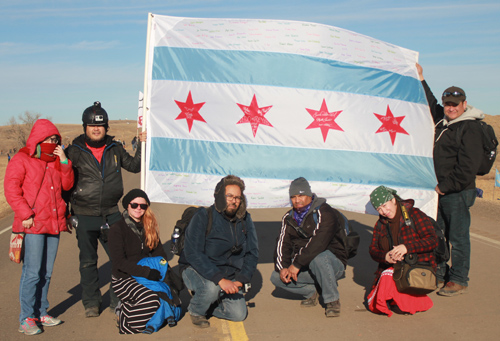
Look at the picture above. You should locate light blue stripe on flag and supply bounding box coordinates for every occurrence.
[149,137,436,189]
[152,47,426,104]
[496,169,500,187]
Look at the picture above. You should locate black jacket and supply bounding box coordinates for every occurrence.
[422,81,484,194]
[66,134,141,216]
[109,211,168,279]
[274,196,348,271]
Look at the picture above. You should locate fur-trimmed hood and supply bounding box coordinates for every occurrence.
[213,175,247,220]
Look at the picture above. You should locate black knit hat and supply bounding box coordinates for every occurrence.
[122,189,151,209]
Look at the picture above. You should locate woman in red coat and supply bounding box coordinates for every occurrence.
[4,119,74,335]
[367,186,438,316]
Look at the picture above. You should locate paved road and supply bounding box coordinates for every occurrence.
[1,171,499,340]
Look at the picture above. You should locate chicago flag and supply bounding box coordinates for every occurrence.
[143,14,437,217]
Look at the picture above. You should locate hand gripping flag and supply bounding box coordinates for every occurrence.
[143,14,438,217]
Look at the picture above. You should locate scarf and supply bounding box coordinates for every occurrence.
[37,143,57,162]
[293,198,314,226]
[19,143,60,170]
[123,211,144,241]
[379,204,402,253]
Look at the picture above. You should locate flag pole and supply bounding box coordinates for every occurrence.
[140,13,153,190]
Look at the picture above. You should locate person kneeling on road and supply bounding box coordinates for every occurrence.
[179,175,259,328]
[270,177,348,317]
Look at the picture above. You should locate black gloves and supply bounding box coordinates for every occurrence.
[147,269,162,281]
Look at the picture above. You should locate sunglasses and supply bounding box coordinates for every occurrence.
[442,91,464,97]
[129,203,148,210]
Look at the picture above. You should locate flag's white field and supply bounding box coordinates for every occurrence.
[144,14,438,217]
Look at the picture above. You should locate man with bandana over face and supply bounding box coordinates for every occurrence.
[5,119,74,335]
[271,177,348,318]
[65,102,145,317]
[178,175,259,328]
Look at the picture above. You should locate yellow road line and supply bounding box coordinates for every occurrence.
[226,320,249,341]
[216,319,249,341]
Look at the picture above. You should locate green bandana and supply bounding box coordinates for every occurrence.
[370,186,397,209]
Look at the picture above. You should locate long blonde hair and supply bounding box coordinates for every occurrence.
[142,207,160,249]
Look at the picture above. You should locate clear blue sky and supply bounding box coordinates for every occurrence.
[1,0,499,125]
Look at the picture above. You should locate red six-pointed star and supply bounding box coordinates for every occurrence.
[374,105,409,145]
[305,99,343,142]
[236,94,273,137]
[174,91,206,132]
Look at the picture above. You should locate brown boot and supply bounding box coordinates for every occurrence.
[325,300,341,317]
[438,282,468,297]
[190,314,210,328]
[300,291,319,308]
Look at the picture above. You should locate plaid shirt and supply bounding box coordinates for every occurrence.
[369,199,438,290]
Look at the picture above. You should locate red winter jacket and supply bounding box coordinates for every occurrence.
[4,119,74,235]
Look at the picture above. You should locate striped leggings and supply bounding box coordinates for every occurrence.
[111,276,160,334]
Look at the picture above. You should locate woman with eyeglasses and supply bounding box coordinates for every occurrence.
[366,186,438,316]
[108,189,180,334]
[4,119,74,335]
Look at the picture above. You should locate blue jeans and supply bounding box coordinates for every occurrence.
[270,250,345,303]
[436,188,476,286]
[19,234,60,322]
[182,267,247,321]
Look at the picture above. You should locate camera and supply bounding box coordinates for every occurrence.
[231,244,243,255]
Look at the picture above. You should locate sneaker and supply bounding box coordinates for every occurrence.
[18,317,42,335]
[438,282,468,297]
[190,314,210,328]
[325,300,341,317]
[40,315,62,327]
[300,291,319,308]
[85,306,100,318]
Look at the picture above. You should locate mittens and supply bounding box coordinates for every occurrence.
[147,269,162,281]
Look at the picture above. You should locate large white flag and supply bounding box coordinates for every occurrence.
[143,14,438,217]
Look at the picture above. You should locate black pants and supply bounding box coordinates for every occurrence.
[76,212,121,309]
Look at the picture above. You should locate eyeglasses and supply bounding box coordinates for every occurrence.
[129,203,148,210]
[442,91,464,97]
[44,136,60,144]
[225,194,242,202]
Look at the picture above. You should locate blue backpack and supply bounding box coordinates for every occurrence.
[133,257,182,333]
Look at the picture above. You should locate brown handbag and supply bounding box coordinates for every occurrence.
[393,254,437,295]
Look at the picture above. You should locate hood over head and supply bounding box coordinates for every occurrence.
[214,175,247,220]
[25,119,61,157]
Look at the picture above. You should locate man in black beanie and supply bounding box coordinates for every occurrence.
[179,175,259,328]
[271,177,348,317]
[65,101,146,317]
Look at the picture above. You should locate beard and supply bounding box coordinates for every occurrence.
[84,133,106,148]
[225,204,238,218]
